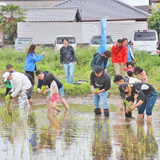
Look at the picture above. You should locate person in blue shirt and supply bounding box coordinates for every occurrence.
[122,38,135,64]
[24,44,45,106]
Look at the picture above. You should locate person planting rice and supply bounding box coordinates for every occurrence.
[24,44,45,107]
[2,72,12,96]
[91,51,111,69]
[6,64,34,107]
[6,64,15,73]
[35,70,69,110]
[3,72,32,109]
[119,82,158,123]
[90,66,111,116]
[45,73,60,112]
[113,75,140,117]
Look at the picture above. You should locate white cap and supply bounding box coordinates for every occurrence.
[2,72,10,82]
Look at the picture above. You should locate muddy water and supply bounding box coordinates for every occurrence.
[0,104,160,160]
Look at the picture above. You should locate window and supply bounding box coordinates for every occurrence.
[134,32,156,41]
[91,36,113,44]
[16,40,32,45]
[57,37,76,44]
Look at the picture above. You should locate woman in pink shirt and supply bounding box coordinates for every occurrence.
[134,66,148,82]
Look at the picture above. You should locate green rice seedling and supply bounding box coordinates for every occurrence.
[125,100,130,109]
[93,88,99,95]
[5,94,11,102]
[41,86,48,91]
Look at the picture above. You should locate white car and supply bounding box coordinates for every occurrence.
[88,35,114,49]
[14,37,34,51]
[131,30,159,55]
[54,35,77,51]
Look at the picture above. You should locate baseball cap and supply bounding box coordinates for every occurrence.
[2,72,10,82]
[93,66,103,73]
[119,83,128,93]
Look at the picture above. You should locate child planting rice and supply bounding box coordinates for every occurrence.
[2,72,12,96]
[45,73,60,112]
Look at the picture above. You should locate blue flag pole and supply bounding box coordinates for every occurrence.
[97,18,110,68]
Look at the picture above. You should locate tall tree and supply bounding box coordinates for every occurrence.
[0,4,26,44]
[148,4,160,35]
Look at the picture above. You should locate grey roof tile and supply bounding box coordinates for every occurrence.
[26,7,78,22]
[52,0,150,21]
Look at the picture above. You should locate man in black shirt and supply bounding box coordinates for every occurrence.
[35,70,69,110]
[119,82,158,123]
[90,66,111,116]
[60,38,77,84]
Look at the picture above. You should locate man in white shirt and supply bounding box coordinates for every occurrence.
[5,72,32,109]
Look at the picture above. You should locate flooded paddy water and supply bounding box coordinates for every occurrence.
[0,102,160,160]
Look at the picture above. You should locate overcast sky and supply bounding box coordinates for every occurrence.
[121,0,149,6]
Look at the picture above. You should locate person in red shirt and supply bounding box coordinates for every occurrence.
[111,39,128,76]
[124,62,134,72]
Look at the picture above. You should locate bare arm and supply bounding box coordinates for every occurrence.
[49,86,57,97]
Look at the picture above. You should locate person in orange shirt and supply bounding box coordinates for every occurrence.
[111,39,128,76]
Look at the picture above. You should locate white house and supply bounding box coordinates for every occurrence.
[17,0,150,45]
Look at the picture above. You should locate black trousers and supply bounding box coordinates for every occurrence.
[5,88,12,96]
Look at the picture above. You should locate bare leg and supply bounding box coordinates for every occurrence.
[46,98,52,110]
[29,98,33,107]
[52,102,60,112]
[137,114,143,123]
[147,115,152,124]
[60,98,69,110]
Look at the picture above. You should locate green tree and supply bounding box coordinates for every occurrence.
[0,4,26,44]
[148,4,160,35]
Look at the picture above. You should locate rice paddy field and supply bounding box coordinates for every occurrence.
[0,46,160,159]
[0,103,160,160]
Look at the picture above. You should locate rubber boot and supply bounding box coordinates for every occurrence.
[125,109,132,117]
[104,109,109,117]
[94,108,101,115]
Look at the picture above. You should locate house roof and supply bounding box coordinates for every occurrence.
[52,0,150,21]
[134,5,151,14]
[26,7,80,22]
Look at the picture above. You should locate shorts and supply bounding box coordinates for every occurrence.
[59,86,65,98]
[51,93,59,103]
[138,90,158,116]
[27,85,34,99]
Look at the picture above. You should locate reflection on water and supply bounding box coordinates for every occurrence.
[0,105,160,160]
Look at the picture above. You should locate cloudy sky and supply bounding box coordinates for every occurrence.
[121,0,149,6]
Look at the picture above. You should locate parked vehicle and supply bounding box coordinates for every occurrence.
[88,35,114,49]
[54,35,77,50]
[131,30,158,55]
[0,39,2,48]
[14,37,34,51]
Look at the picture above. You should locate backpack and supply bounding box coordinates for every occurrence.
[23,73,34,85]
[93,52,99,58]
